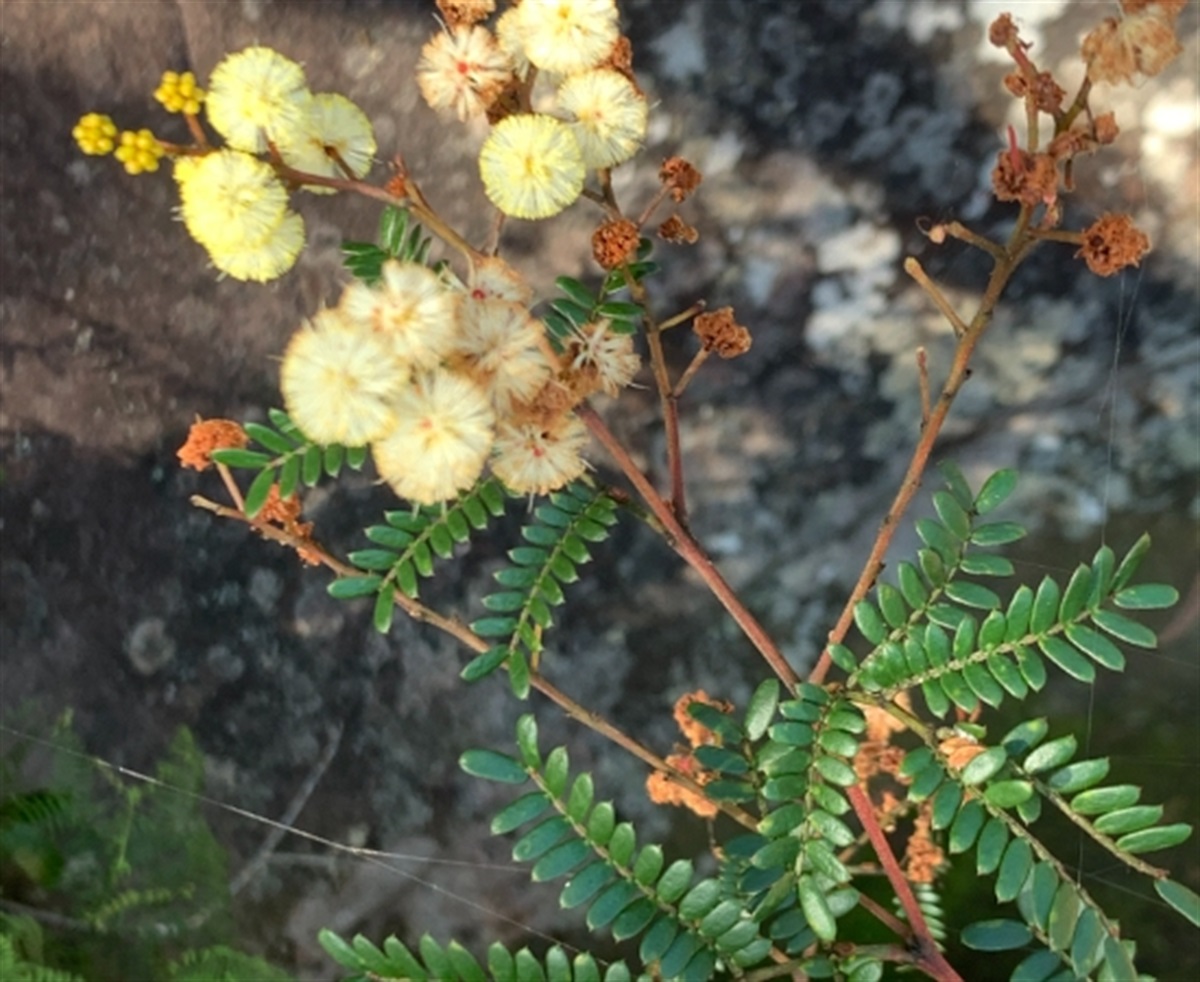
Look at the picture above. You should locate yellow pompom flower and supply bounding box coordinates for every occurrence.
[275,93,376,193]
[451,298,553,413]
[154,70,205,115]
[340,260,462,369]
[557,68,647,169]
[280,308,407,447]
[207,209,306,283]
[494,9,532,79]
[205,46,312,153]
[479,114,585,220]
[72,112,118,156]
[516,0,619,75]
[491,414,589,495]
[174,149,288,249]
[372,370,496,505]
[416,25,513,121]
[113,128,165,174]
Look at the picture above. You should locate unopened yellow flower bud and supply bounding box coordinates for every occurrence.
[114,128,165,174]
[154,70,206,115]
[72,112,118,156]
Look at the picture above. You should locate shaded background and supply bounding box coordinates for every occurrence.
[2,0,1197,978]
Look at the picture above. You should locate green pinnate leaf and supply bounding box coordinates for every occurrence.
[532,838,591,882]
[492,792,551,834]
[961,919,1033,951]
[460,749,528,784]
[513,816,572,862]
[1090,609,1157,648]
[1155,879,1200,927]
[1017,862,1058,932]
[210,448,273,468]
[949,800,986,854]
[975,469,1018,514]
[960,746,1007,786]
[985,780,1034,809]
[976,819,1009,874]
[1038,636,1096,683]
[853,600,886,644]
[560,862,615,909]
[1093,805,1164,836]
[327,574,382,599]
[1064,623,1125,671]
[1030,576,1061,635]
[1058,565,1093,622]
[678,879,722,920]
[939,460,975,509]
[566,773,594,822]
[1113,583,1178,610]
[1023,733,1076,774]
[632,845,664,886]
[970,521,1025,547]
[656,859,693,903]
[1070,784,1140,816]
[797,876,837,942]
[961,554,1014,577]
[933,490,972,540]
[1045,758,1109,795]
[744,679,779,741]
[1112,533,1151,590]
[995,838,1033,903]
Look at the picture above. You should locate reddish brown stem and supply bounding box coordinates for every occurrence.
[579,404,801,691]
[847,785,964,982]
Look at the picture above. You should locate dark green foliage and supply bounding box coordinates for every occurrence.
[210,408,368,517]
[466,482,618,697]
[341,206,435,283]
[330,478,509,626]
[541,240,657,344]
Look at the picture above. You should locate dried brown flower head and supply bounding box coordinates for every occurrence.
[903,809,946,885]
[658,213,699,245]
[645,752,719,818]
[1078,212,1151,276]
[693,307,752,359]
[592,216,640,270]
[177,418,248,471]
[257,485,322,565]
[991,144,1059,208]
[1083,5,1183,85]
[988,13,1020,49]
[674,689,733,748]
[436,0,495,28]
[659,155,702,202]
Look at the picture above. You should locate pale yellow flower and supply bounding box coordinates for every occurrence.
[373,370,496,504]
[491,415,589,495]
[340,260,462,369]
[207,210,306,282]
[466,255,534,305]
[451,299,553,413]
[516,0,619,75]
[280,308,407,446]
[494,8,532,79]
[565,320,640,396]
[479,114,585,219]
[416,25,513,121]
[557,68,647,169]
[275,93,376,192]
[205,46,312,153]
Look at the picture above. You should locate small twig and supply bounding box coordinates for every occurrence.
[942,221,1005,259]
[635,183,672,230]
[230,723,344,896]
[903,258,968,338]
[856,888,914,940]
[847,785,964,982]
[579,404,801,691]
[916,346,931,428]
[215,462,244,511]
[673,348,710,399]
[658,300,706,332]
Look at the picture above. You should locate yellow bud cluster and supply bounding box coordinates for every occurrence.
[72,112,118,156]
[154,70,205,115]
[114,128,165,174]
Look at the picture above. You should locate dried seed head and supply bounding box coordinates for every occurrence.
[693,306,752,359]
[1078,212,1150,276]
[659,155,702,202]
[591,217,640,269]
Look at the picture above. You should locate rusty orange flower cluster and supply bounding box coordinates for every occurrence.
[1078,212,1152,277]
[645,690,733,819]
[591,217,641,270]
[658,156,702,203]
[257,484,323,566]
[657,213,698,245]
[176,418,248,471]
[693,307,752,359]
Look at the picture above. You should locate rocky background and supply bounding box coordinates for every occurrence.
[2,1,1197,978]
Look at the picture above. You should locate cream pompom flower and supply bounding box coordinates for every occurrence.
[204,46,312,153]
[467,255,534,305]
[565,320,640,396]
[340,260,462,369]
[557,68,647,169]
[479,114,585,220]
[372,370,496,505]
[174,149,289,250]
[280,308,407,447]
[275,93,376,192]
[417,25,513,121]
[451,299,553,413]
[494,9,532,79]
[516,0,619,75]
[491,414,589,495]
[209,210,306,282]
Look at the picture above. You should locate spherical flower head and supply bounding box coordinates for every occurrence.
[1077,212,1150,276]
[467,255,534,305]
[491,414,588,495]
[479,114,585,220]
[207,209,306,282]
[154,70,205,115]
[494,9,532,79]
[417,25,514,121]
[281,308,407,447]
[174,149,289,252]
[114,128,165,174]
[340,260,462,369]
[275,92,376,193]
[73,112,118,156]
[373,370,496,505]
[451,298,553,413]
[1083,6,1183,85]
[564,320,640,396]
[205,46,312,153]
[516,0,619,75]
[177,417,248,471]
[557,68,647,169]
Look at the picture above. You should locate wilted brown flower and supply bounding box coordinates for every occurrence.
[177,418,248,471]
[658,213,699,244]
[991,144,1059,208]
[1083,6,1183,85]
[903,809,946,885]
[659,155,702,202]
[988,13,1020,49]
[592,217,640,270]
[1078,212,1151,276]
[693,307,752,359]
[646,752,719,819]
[436,0,495,28]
